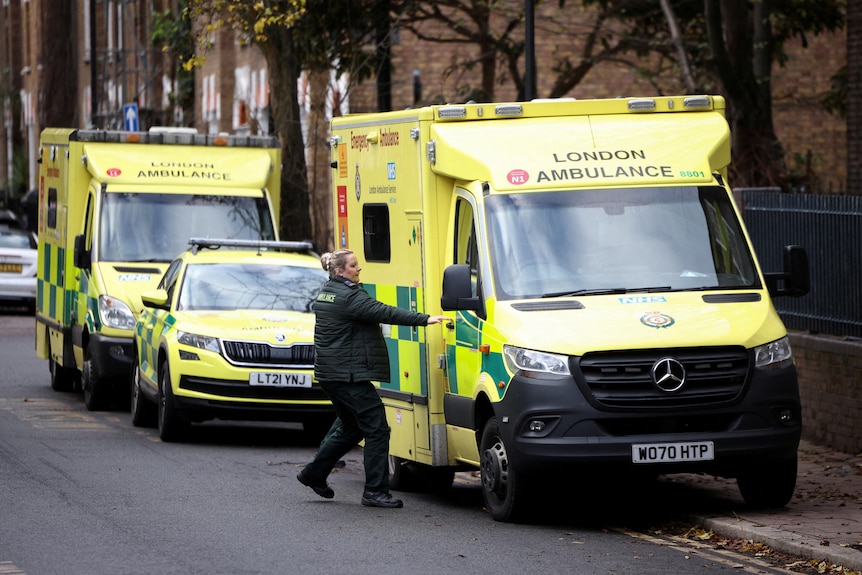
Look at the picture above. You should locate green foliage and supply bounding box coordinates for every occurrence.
[151,7,195,116]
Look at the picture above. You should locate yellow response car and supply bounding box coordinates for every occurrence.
[131,238,333,442]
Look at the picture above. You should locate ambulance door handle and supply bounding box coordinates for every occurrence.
[445,320,454,330]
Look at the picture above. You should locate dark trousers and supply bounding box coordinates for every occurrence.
[302,380,391,492]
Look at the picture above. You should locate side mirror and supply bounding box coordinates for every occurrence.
[141,289,170,310]
[73,234,91,270]
[441,264,481,312]
[764,245,810,298]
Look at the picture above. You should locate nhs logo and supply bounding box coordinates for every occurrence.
[387,162,396,180]
[619,295,667,304]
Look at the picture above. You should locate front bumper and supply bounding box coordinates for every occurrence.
[173,374,334,424]
[494,362,801,477]
[89,332,135,382]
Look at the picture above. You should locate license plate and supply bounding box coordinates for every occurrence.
[0,263,22,273]
[632,441,714,463]
[249,372,311,388]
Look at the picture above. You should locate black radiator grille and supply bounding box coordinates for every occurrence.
[222,341,314,368]
[575,347,750,409]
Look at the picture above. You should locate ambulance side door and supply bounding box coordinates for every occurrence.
[444,194,483,402]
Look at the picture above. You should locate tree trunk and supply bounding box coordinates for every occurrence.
[306,69,334,252]
[707,0,786,188]
[259,27,312,240]
[39,1,78,128]
[848,0,862,195]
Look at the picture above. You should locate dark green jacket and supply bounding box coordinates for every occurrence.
[312,277,430,383]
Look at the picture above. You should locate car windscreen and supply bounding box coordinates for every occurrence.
[0,230,36,249]
[177,262,328,312]
[98,193,276,262]
[484,186,760,300]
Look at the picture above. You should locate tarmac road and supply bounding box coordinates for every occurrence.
[3,311,861,571]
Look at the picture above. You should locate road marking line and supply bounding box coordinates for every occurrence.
[0,560,27,574]
[0,398,111,431]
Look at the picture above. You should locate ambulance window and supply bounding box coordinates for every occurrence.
[362,204,390,262]
[47,188,58,229]
[454,198,480,297]
[159,259,183,305]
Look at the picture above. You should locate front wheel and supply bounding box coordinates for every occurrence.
[82,347,109,411]
[479,416,532,522]
[737,456,798,508]
[49,359,75,392]
[130,360,156,428]
[158,360,189,442]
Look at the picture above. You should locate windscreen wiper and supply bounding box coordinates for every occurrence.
[541,286,671,298]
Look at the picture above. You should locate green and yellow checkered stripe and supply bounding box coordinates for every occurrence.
[37,242,72,325]
[445,310,508,400]
[38,241,102,333]
[365,283,430,397]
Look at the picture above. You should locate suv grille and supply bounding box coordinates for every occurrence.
[576,347,750,409]
[222,341,314,368]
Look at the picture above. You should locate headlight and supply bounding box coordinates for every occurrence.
[503,345,570,375]
[754,336,794,369]
[177,330,221,353]
[98,295,136,330]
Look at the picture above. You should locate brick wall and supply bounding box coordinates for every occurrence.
[789,332,862,455]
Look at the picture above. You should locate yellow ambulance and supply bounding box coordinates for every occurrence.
[36,128,281,411]
[329,96,809,522]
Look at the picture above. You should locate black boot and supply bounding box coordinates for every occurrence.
[361,490,403,508]
[297,471,335,499]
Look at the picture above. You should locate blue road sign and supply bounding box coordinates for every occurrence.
[123,103,139,131]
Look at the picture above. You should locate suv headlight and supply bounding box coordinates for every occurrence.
[503,345,571,375]
[754,336,794,369]
[177,331,221,353]
[98,295,136,330]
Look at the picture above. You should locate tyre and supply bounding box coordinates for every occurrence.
[49,358,75,392]
[158,360,189,442]
[388,456,454,493]
[421,466,455,494]
[737,455,798,508]
[479,416,531,522]
[130,361,156,428]
[388,455,417,492]
[82,347,110,411]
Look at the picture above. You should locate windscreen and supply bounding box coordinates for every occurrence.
[485,186,759,300]
[177,262,328,312]
[98,193,276,262]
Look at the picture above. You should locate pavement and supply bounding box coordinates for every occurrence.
[670,439,862,571]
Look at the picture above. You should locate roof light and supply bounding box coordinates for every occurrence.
[438,106,467,119]
[684,96,712,110]
[628,99,656,112]
[495,104,523,117]
[188,238,314,255]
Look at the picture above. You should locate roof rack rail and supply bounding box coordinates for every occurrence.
[188,237,315,255]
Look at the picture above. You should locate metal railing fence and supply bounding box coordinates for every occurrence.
[741,190,862,339]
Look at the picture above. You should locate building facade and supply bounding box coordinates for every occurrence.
[0,2,848,211]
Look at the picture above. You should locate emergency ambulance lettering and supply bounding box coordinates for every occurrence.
[552,150,647,162]
[350,131,369,151]
[537,165,674,182]
[380,129,400,147]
